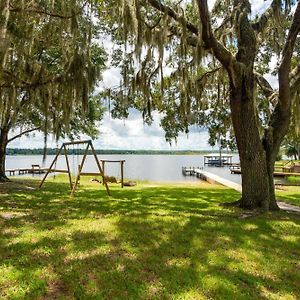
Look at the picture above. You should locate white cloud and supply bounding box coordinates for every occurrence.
[209,0,273,14]
[92,110,211,150]
[251,0,272,16]
[101,67,121,89]
[8,111,213,150]
[265,55,279,89]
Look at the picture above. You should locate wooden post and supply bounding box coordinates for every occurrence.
[121,161,124,188]
[63,145,73,190]
[71,142,90,196]
[89,142,111,196]
[102,160,105,185]
[219,148,222,167]
[78,164,81,184]
[39,145,63,188]
[40,140,111,196]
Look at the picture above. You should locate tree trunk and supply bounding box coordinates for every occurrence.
[265,152,279,211]
[0,128,9,181]
[195,0,299,211]
[229,71,279,211]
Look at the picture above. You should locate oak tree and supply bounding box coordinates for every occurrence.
[0,0,106,180]
[99,0,300,210]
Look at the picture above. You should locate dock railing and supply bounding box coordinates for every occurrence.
[182,166,203,176]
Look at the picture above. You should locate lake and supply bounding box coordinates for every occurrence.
[6,154,242,184]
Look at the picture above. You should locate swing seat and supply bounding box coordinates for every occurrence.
[90,178,100,183]
[103,176,118,183]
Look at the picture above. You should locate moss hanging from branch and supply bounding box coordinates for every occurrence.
[0,0,106,144]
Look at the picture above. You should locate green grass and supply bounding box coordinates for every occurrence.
[287,176,300,184]
[0,176,300,299]
[275,160,300,166]
[277,184,300,206]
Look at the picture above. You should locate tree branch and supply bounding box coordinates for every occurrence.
[4,70,63,89]
[146,0,235,81]
[278,2,300,110]
[290,63,300,95]
[254,71,276,100]
[7,127,41,144]
[196,0,235,73]
[167,25,199,47]
[146,0,199,36]
[196,67,222,84]
[9,6,75,19]
[290,63,300,81]
[268,2,300,152]
[233,0,257,65]
[0,0,10,39]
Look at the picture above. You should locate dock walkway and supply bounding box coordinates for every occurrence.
[183,167,242,192]
[5,166,49,176]
[230,168,300,177]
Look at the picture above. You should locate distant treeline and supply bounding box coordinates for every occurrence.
[6,148,233,156]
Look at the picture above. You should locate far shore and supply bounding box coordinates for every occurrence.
[6,149,239,156]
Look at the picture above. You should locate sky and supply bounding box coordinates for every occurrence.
[8,111,212,150]
[8,0,274,150]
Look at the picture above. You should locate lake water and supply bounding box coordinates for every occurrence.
[6,154,242,184]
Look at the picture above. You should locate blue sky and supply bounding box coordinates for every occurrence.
[8,0,274,150]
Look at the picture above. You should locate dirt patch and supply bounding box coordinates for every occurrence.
[42,279,69,299]
[0,180,37,193]
[238,211,261,219]
[0,212,28,220]
[0,213,15,220]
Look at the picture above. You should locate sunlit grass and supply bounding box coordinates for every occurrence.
[277,184,300,206]
[0,176,299,299]
[287,176,300,184]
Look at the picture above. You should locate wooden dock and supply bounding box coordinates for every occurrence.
[5,166,49,176]
[230,168,300,177]
[182,167,242,192]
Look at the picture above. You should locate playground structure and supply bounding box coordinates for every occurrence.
[39,140,125,196]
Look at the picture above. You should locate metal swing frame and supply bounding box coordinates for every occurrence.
[39,140,110,196]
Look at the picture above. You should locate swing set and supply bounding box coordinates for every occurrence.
[39,140,125,196]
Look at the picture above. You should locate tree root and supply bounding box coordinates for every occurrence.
[269,200,281,211]
[0,175,10,182]
[220,197,281,212]
[219,199,241,207]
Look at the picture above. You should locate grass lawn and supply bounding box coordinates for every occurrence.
[277,184,300,207]
[287,176,300,184]
[0,176,300,299]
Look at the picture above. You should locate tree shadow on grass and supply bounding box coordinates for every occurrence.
[110,214,300,299]
[0,180,300,299]
[1,181,240,224]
